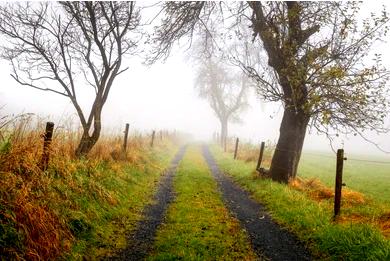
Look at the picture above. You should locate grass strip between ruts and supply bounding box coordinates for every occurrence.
[149,145,258,260]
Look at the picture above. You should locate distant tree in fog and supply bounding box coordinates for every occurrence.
[0,2,140,156]
[195,57,249,149]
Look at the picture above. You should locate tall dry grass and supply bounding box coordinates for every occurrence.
[222,137,275,166]
[0,114,179,260]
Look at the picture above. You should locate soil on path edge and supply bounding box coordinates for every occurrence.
[202,145,312,261]
[109,146,187,261]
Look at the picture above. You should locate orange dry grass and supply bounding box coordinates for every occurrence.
[290,178,333,201]
[379,212,390,238]
[289,177,365,205]
[290,178,390,238]
[0,133,42,177]
[88,135,148,165]
[0,119,72,259]
[225,139,274,165]
[335,211,390,239]
[0,116,169,259]
[14,196,72,260]
[1,171,73,260]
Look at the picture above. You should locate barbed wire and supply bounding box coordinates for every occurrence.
[345,158,390,165]
[222,142,390,167]
[217,137,390,167]
[267,147,390,165]
[301,151,390,164]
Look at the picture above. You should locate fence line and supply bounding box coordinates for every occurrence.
[217,137,389,219]
[345,158,390,164]
[221,138,390,166]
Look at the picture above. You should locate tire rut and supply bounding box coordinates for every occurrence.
[202,145,312,261]
[109,145,187,261]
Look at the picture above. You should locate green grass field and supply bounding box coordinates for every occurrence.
[252,147,390,204]
[298,152,390,204]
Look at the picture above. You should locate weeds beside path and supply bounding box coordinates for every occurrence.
[0,125,179,260]
[111,146,187,260]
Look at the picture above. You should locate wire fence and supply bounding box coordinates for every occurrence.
[221,137,390,174]
[345,158,390,165]
[265,146,390,165]
[220,136,390,219]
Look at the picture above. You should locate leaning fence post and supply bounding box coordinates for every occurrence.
[234,137,239,159]
[123,123,129,153]
[40,122,54,171]
[334,149,346,219]
[256,142,265,171]
[151,130,156,147]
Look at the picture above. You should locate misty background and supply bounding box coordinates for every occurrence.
[1,1,390,157]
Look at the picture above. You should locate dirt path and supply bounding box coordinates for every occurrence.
[110,146,187,261]
[202,145,312,261]
[148,146,259,260]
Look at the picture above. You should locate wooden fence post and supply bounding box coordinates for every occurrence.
[40,122,54,171]
[334,149,346,219]
[123,123,129,153]
[151,130,156,147]
[256,142,265,171]
[234,137,239,159]
[160,130,163,140]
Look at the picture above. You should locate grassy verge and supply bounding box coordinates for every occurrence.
[62,143,177,260]
[298,153,390,203]
[223,140,390,203]
[210,145,390,261]
[0,119,178,260]
[149,145,258,260]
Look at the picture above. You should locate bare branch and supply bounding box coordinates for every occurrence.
[0,2,141,156]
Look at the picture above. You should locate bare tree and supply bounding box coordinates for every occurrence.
[0,2,140,156]
[153,1,390,183]
[195,57,248,149]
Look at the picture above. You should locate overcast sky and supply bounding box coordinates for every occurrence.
[1,1,390,157]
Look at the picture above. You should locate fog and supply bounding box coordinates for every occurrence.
[1,1,390,157]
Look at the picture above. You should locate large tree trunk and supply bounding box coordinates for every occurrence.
[269,106,309,183]
[220,118,228,151]
[75,109,102,157]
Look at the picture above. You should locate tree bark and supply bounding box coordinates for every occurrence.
[75,108,102,157]
[220,118,228,150]
[269,106,309,183]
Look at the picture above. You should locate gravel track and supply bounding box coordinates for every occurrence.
[202,145,312,261]
[109,146,187,261]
